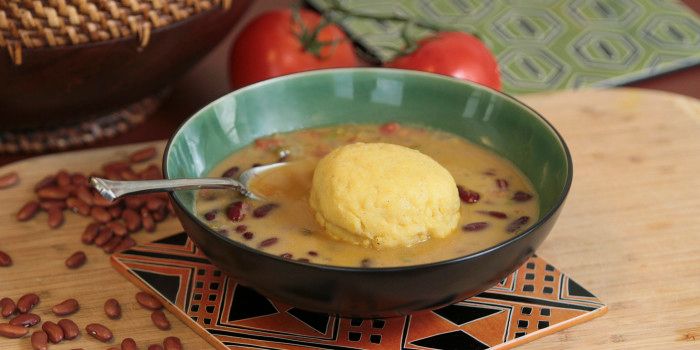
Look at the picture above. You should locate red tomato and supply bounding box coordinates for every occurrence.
[228,9,358,89]
[385,32,501,90]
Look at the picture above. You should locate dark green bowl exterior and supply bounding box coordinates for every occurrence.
[164,68,572,317]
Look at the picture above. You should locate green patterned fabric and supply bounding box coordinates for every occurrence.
[306,0,700,94]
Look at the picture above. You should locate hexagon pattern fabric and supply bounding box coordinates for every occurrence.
[306,0,700,94]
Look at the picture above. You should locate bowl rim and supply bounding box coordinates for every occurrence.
[163,67,573,273]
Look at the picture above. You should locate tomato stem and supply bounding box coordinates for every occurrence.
[292,5,344,59]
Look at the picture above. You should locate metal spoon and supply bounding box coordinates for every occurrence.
[90,162,287,202]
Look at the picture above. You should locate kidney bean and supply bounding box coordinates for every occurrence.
[109,206,123,218]
[41,321,63,343]
[141,208,156,232]
[94,227,114,247]
[476,210,507,219]
[34,175,57,192]
[37,187,69,200]
[103,235,123,254]
[39,200,67,211]
[75,186,94,205]
[496,178,509,190]
[506,216,530,233]
[463,222,489,232]
[122,209,142,232]
[17,293,39,313]
[0,250,11,267]
[120,168,140,180]
[0,297,16,317]
[92,192,114,207]
[114,236,136,253]
[146,198,165,212]
[203,210,216,221]
[0,323,28,338]
[122,337,139,350]
[243,231,254,240]
[66,197,90,216]
[0,172,19,189]
[457,185,480,203]
[71,173,88,186]
[135,292,163,310]
[259,238,278,248]
[124,197,144,210]
[226,201,246,222]
[163,336,183,350]
[152,206,167,222]
[52,298,79,316]
[46,207,63,228]
[91,206,112,223]
[103,161,131,173]
[107,221,128,237]
[104,298,121,319]
[81,223,100,245]
[16,201,40,221]
[512,191,533,202]
[130,147,157,163]
[9,313,40,327]
[235,225,247,233]
[150,310,171,330]
[85,323,112,342]
[308,251,318,257]
[55,170,71,187]
[253,203,279,218]
[148,345,164,350]
[140,164,163,180]
[30,330,48,350]
[57,319,79,340]
[65,251,87,269]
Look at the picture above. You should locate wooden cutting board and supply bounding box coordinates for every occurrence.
[0,88,699,349]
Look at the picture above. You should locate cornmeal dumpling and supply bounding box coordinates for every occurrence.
[309,142,460,248]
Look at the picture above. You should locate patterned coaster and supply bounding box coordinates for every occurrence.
[111,233,606,349]
[306,0,700,94]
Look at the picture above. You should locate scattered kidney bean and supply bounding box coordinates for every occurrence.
[114,236,137,252]
[92,191,115,207]
[130,146,157,163]
[75,186,94,205]
[120,168,140,181]
[34,176,57,192]
[94,227,114,247]
[235,225,247,233]
[259,237,278,248]
[37,187,69,200]
[463,222,489,232]
[476,210,507,219]
[146,198,165,212]
[512,191,533,202]
[226,201,246,222]
[41,321,63,343]
[150,310,171,330]
[103,235,124,254]
[104,298,121,319]
[457,185,480,203]
[107,220,128,237]
[243,231,254,240]
[57,319,79,340]
[141,208,156,232]
[71,173,88,186]
[108,206,123,218]
[163,336,183,350]
[9,313,40,327]
[52,298,79,316]
[148,344,164,350]
[81,223,100,245]
[121,337,138,350]
[136,292,163,310]
[17,293,39,313]
[39,200,67,211]
[85,323,112,342]
[103,161,131,173]
[506,216,530,233]
[65,251,87,269]
[222,166,239,178]
[496,178,509,190]
[66,197,90,216]
[0,297,16,317]
[30,330,48,350]
[122,208,142,232]
[46,207,64,228]
[91,206,112,223]
[0,323,28,338]
[0,250,11,267]
[0,172,19,189]
[253,203,279,218]
[16,201,40,221]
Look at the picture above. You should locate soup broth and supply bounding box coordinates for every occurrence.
[195,124,538,267]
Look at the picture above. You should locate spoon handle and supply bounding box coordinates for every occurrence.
[90,177,243,202]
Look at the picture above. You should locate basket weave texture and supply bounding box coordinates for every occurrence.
[0,0,230,65]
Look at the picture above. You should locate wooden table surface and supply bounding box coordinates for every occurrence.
[0,0,700,166]
[1,88,699,349]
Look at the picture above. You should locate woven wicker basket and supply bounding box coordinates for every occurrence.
[0,0,252,146]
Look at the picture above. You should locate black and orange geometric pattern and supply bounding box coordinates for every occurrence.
[111,232,606,350]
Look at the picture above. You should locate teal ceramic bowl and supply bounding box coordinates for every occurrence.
[164,68,572,317]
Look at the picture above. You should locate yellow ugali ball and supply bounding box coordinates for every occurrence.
[309,142,460,248]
